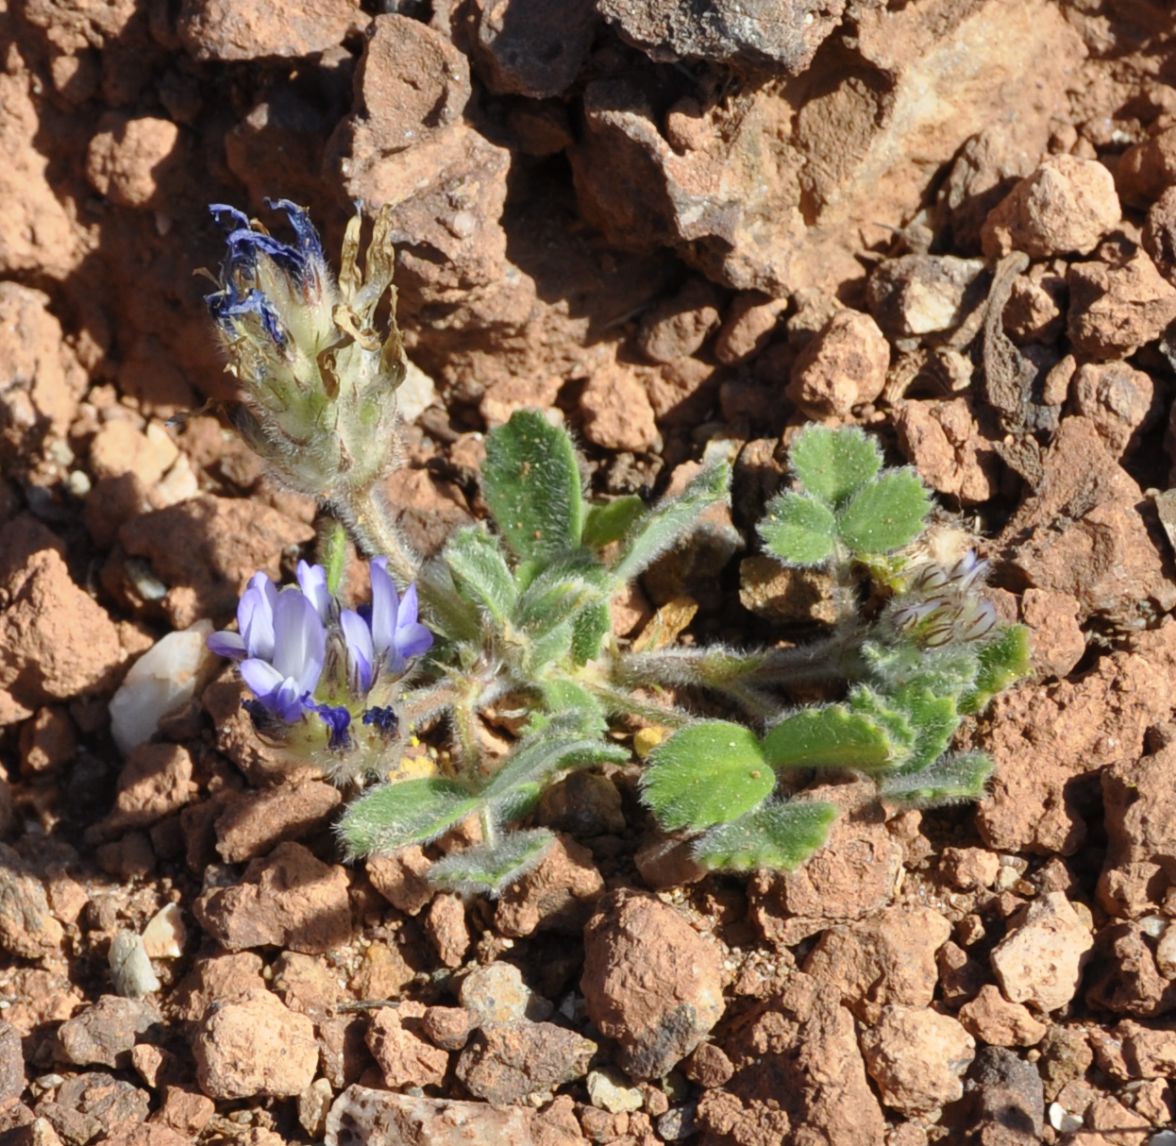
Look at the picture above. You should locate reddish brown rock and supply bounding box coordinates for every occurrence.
[1098,742,1176,919]
[636,278,724,364]
[1090,1019,1176,1081]
[894,397,998,504]
[459,962,552,1027]
[92,743,196,838]
[579,362,659,453]
[193,842,352,954]
[958,985,1048,1047]
[1085,920,1176,1018]
[1117,124,1176,207]
[860,1005,975,1115]
[467,0,597,98]
[455,1021,597,1103]
[867,254,984,338]
[582,891,724,1079]
[366,846,434,916]
[421,1006,473,1052]
[84,114,183,209]
[177,0,364,61]
[981,155,1120,259]
[271,950,342,1018]
[0,1021,24,1103]
[1143,185,1176,286]
[991,893,1093,1012]
[423,893,470,970]
[18,706,77,775]
[348,939,415,1002]
[803,906,951,1023]
[1071,360,1157,457]
[193,988,318,1099]
[213,782,341,863]
[0,843,66,960]
[940,847,1001,892]
[713,294,789,364]
[1020,588,1085,680]
[493,834,604,937]
[695,972,885,1145]
[749,783,904,945]
[787,310,889,418]
[56,996,161,1069]
[366,1003,449,1090]
[1067,247,1176,359]
[171,951,267,1023]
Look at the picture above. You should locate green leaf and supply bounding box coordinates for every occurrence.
[789,425,882,507]
[611,462,731,584]
[571,601,612,665]
[527,620,575,672]
[338,778,478,857]
[693,800,839,872]
[761,705,894,774]
[482,725,629,810]
[836,469,930,556]
[641,721,775,832]
[483,411,585,561]
[537,679,607,732]
[428,828,556,896]
[879,751,995,806]
[582,496,646,549]
[888,685,960,773]
[442,526,518,623]
[759,491,838,566]
[960,624,1031,714]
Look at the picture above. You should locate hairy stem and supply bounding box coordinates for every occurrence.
[329,483,419,583]
[316,515,350,595]
[583,680,695,729]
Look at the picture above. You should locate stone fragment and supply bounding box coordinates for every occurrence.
[194,988,318,1099]
[749,784,904,945]
[213,782,341,862]
[40,1073,150,1144]
[787,310,889,418]
[493,835,604,938]
[803,906,951,1024]
[694,972,885,1144]
[596,0,845,72]
[172,952,267,1023]
[366,847,434,915]
[936,128,1039,251]
[85,115,183,209]
[738,558,840,626]
[958,985,1048,1047]
[460,962,552,1027]
[894,397,998,504]
[19,706,77,775]
[468,0,597,98]
[636,278,724,363]
[1072,360,1157,458]
[456,1021,597,1103]
[424,893,470,969]
[349,940,414,1001]
[860,1005,975,1115]
[0,843,65,959]
[867,255,985,338]
[56,996,161,1069]
[1090,1019,1176,1081]
[1098,742,1176,919]
[0,1022,25,1102]
[193,842,352,954]
[537,771,626,838]
[92,743,197,837]
[967,1047,1045,1145]
[366,1004,449,1090]
[421,1006,473,1052]
[1020,588,1085,680]
[713,293,788,364]
[1143,185,1176,286]
[1004,267,1066,343]
[1085,920,1176,1017]
[272,950,342,1018]
[141,903,186,960]
[582,891,723,1079]
[324,1086,586,1146]
[108,622,217,753]
[1117,124,1176,207]
[177,0,363,61]
[580,362,659,453]
[940,847,1001,892]
[991,893,1093,1012]
[981,155,1120,259]
[108,930,161,998]
[1067,247,1176,358]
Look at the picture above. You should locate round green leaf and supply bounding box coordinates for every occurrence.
[641,721,775,831]
[789,425,882,507]
[762,705,895,774]
[758,491,837,566]
[693,800,838,872]
[836,469,930,556]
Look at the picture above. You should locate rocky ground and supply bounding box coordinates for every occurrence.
[3,0,1176,1143]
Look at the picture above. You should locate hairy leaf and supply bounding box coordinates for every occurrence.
[483,410,585,561]
[642,720,775,831]
[879,751,995,806]
[537,679,607,731]
[482,725,629,809]
[693,800,839,872]
[338,778,478,857]
[582,495,646,549]
[571,601,612,665]
[837,469,930,556]
[789,424,882,507]
[428,828,556,895]
[611,462,731,584]
[443,526,517,623]
[888,685,960,773]
[960,624,1031,714]
[761,705,894,774]
[759,491,838,566]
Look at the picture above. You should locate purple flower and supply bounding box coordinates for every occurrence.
[370,557,434,675]
[238,588,325,723]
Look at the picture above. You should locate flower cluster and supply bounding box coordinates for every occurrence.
[888,552,998,648]
[209,559,432,763]
[204,199,406,506]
